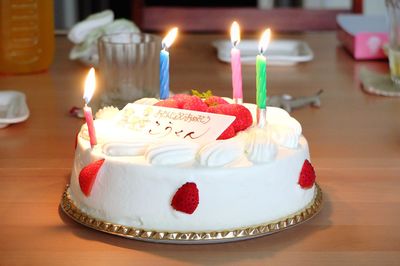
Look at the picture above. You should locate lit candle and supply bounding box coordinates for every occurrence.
[256,28,271,128]
[83,67,97,148]
[230,21,243,104]
[160,27,178,100]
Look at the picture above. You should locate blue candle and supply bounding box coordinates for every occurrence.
[160,28,178,100]
[160,49,170,100]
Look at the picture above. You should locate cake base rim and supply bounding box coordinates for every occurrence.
[60,183,323,244]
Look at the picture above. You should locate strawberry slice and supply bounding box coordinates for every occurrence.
[171,182,199,214]
[79,159,105,196]
[298,159,316,189]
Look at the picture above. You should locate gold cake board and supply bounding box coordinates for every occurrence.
[60,184,323,244]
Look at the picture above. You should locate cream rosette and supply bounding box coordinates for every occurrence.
[265,107,302,149]
[102,141,148,156]
[197,139,245,167]
[95,106,119,120]
[145,140,199,166]
[245,128,278,163]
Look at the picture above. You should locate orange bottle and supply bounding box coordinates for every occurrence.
[0,0,54,74]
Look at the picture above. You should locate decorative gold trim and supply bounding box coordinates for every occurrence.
[60,184,322,244]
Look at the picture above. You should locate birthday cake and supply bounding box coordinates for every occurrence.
[67,94,318,236]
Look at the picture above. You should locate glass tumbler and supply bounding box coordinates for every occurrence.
[386,0,400,87]
[97,33,161,109]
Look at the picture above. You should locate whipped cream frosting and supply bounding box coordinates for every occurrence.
[133,97,159,106]
[102,141,148,156]
[245,128,278,163]
[95,106,119,120]
[198,139,245,167]
[70,135,313,231]
[264,107,302,149]
[269,124,300,149]
[91,102,304,164]
[70,98,315,232]
[145,140,199,166]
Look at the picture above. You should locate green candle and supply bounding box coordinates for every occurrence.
[256,29,271,110]
[256,54,267,109]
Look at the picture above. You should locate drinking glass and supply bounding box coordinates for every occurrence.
[386,0,400,87]
[96,33,161,109]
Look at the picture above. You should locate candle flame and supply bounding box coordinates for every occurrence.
[83,67,96,104]
[162,27,178,49]
[258,28,271,55]
[230,21,240,47]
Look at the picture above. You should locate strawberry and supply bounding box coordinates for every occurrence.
[79,159,105,196]
[217,124,236,140]
[220,104,252,132]
[207,104,253,132]
[206,105,224,114]
[181,96,208,112]
[298,159,316,189]
[171,94,193,108]
[206,105,235,140]
[154,99,179,109]
[171,182,199,214]
[204,96,229,107]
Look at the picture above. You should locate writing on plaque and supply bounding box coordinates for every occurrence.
[116,103,235,144]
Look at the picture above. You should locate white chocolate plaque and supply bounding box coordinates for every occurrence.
[115,104,235,144]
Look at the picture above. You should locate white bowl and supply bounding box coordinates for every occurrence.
[0,90,29,128]
[212,39,314,66]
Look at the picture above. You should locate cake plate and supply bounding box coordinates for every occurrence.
[60,184,323,244]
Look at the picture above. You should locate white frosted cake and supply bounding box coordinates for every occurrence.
[68,94,317,234]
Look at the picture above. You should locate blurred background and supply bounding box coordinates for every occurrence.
[55,0,386,31]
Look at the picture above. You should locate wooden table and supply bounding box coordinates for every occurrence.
[0,32,399,265]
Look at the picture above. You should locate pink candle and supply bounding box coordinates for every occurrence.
[83,68,97,148]
[83,104,97,147]
[230,21,243,104]
[231,47,243,102]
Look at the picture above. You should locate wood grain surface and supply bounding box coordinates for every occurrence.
[0,32,399,266]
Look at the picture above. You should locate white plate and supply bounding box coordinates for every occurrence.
[0,91,29,128]
[212,39,314,66]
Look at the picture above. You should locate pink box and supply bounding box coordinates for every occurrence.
[337,14,388,60]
